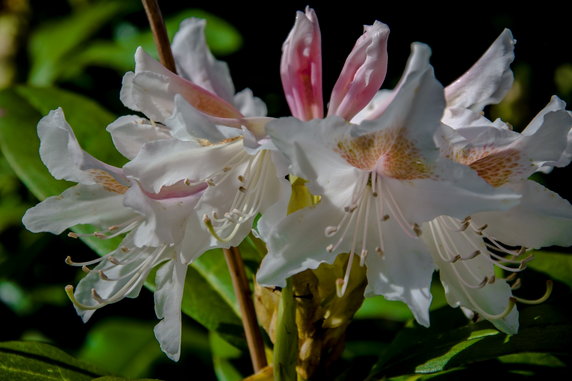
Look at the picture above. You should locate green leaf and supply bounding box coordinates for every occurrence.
[67,8,243,76]
[527,250,572,289]
[28,1,131,85]
[367,300,572,380]
[181,265,245,349]
[78,317,210,378]
[0,85,124,256]
[210,332,244,381]
[0,340,111,380]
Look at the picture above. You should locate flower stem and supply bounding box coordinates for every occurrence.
[141,0,177,72]
[223,246,268,372]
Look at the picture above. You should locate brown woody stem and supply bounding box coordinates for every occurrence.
[141,0,177,72]
[224,247,268,372]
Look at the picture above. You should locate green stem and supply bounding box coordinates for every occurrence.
[274,279,298,381]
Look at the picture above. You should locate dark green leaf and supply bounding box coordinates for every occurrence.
[181,265,245,349]
[78,317,210,378]
[367,300,572,380]
[528,250,572,289]
[0,85,125,255]
[28,1,131,85]
[68,8,243,75]
[0,340,111,380]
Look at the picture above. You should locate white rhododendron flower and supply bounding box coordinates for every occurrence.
[256,8,520,326]
[22,109,210,360]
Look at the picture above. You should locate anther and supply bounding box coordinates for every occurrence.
[223,166,232,172]
[375,247,384,256]
[510,278,521,290]
[335,278,345,298]
[68,232,79,238]
[324,226,338,237]
[207,179,216,186]
[98,271,109,281]
[239,186,247,193]
[94,232,106,239]
[184,179,191,185]
[65,256,73,265]
[120,247,129,253]
[449,254,462,263]
[108,256,120,265]
[81,265,90,273]
[238,175,245,182]
[372,191,378,197]
[359,249,368,266]
[326,244,334,253]
[413,223,422,237]
[488,275,496,284]
[91,289,104,304]
[382,214,390,221]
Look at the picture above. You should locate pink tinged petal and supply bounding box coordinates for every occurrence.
[340,53,444,177]
[451,107,571,186]
[280,8,323,121]
[473,180,572,249]
[22,184,134,235]
[106,115,171,160]
[360,43,431,121]
[445,29,515,111]
[123,48,243,123]
[172,18,236,103]
[124,184,205,247]
[424,218,518,333]
[328,21,390,121]
[153,257,188,361]
[364,219,434,327]
[37,108,126,186]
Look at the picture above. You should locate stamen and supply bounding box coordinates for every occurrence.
[335,278,345,298]
[359,249,368,266]
[513,280,553,305]
[511,278,522,290]
[375,247,384,256]
[81,265,90,273]
[413,223,422,237]
[324,226,338,237]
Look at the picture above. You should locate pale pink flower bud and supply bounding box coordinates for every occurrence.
[280,7,323,121]
[328,21,390,121]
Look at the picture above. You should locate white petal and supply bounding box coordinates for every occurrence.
[382,158,520,225]
[124,138,241,193]
[445,29,515,111]
[153,256,188,361]
[424,219,518,333]
[172,18,236,103]
[38,108,123,184]
[233,88,267,117]
[256,199,346,287]
[364,218,434,326]
[22,184,133,234]
[473,180,572,249]
[265,116,360,203]
[106,115,171,160]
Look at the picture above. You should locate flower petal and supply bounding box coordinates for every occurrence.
[256,199,346,287]
[172,18,236,104]
[22,184,133,234]
[424,218,518,333]
[328,21,390,121]
[445,29,515,111]
[37,108,124,185]
[106,115,171,160]
[280,7,323,120]
[153,256,188,361]
[364,218,434,326]
[473,180,572,249]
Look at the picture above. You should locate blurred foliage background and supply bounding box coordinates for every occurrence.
[0,0,571,380]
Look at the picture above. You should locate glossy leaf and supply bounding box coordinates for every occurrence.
[0,340,110,380]
[0,85,123,255]
[367,300,572,380]
[527,250,572,289]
